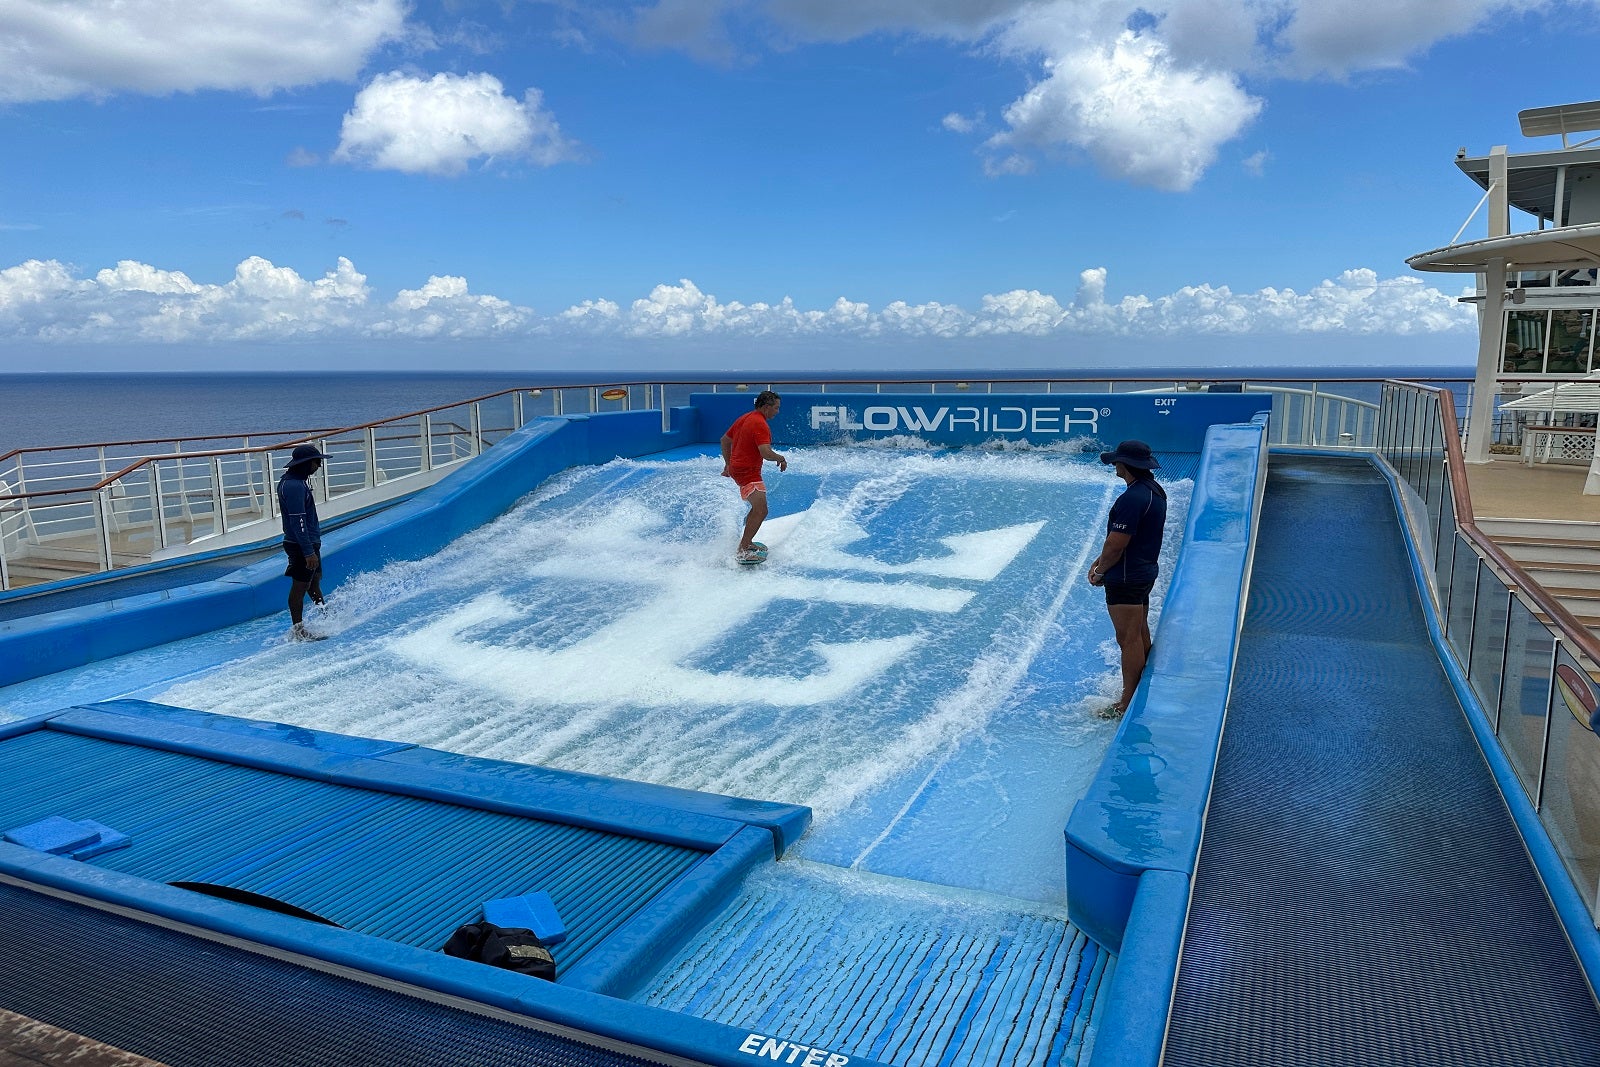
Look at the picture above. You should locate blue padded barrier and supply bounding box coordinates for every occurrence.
[560,825,775,999]
[40,700,808,854]
[0,409,694,690]
[1371,454,1600,995]
[692,391,1268,451]
[382,745,811,854]
[1080,869,1190,1067]
[1065,416,1268,952]
[0,845,883,1067]
[0,698,848,1067]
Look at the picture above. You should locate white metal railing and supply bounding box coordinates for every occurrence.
[1380,380,1600,924]
[0,376,1442,592]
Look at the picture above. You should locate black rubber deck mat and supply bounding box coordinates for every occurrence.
[1163,454,1600,1067]
[0,880,677,1067]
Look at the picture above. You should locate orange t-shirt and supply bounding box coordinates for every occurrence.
[725,410,771,483]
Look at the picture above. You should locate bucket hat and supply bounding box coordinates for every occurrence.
[1098,440,1160,470]
[285,444,329,467]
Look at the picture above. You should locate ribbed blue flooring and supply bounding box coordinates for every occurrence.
[1164,455,1600,1066]
[0,731,701,971]
[0,881,663,1067]
[641,864,1110,1067]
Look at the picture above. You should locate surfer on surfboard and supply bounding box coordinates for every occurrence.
[720,390,788,564]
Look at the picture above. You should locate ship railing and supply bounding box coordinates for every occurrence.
[670,378,1379,449]
[1379,379,1600,926]
[0,376,1415,592]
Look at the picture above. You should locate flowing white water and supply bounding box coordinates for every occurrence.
[5,443,1189,902]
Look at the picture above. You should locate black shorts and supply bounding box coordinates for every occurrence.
[284,543,322,583]
[1103,579,1154,607]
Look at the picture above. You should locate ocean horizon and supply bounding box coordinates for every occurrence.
[0,366,1473,458]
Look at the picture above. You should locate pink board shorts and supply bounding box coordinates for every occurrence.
[737,479,767,501]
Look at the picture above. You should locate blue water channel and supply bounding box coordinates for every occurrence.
[0,442,1192,1067]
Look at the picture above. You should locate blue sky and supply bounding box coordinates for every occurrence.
[2,0,1598,372]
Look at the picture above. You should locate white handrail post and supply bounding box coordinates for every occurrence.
[1310,383,1322,447]
[94,489,113,572]
[267,453,280,520]
[513,389,524,429]
[152,461,169,550]
[316,439,332,500]
[211,455,226,534]
[365,427,378,488]
[420,415,434,472]
[470,403,483,456]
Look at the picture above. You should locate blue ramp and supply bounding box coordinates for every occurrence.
[1164,455,1600,1066]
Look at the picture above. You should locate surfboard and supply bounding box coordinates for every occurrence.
[738,547,769,566]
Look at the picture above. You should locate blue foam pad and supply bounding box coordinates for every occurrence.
[484,892,566,945]
[69,820,131,860]
[4,816,98,855]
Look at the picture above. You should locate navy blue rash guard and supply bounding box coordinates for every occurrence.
[1105,477,1167,583]
[278,471,321,552]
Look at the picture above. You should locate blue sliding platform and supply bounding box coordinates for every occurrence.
[1162,454,1600,1066]
[0,880,666,1067]
[0,699,828,1067]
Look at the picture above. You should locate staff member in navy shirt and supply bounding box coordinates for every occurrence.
[1087,440,1167,716]
[278,443,329,641]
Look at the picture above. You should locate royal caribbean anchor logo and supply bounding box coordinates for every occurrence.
[389,505,1045,709]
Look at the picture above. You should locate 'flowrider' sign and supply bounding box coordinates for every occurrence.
[691,392,1266,451]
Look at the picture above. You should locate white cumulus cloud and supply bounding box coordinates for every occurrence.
[625,1,1558,189]
[983,27,1263,191]
[0,257,1476,348]
[1278,0,1524,78]
[0,0,407,103]
[334,72,579,176]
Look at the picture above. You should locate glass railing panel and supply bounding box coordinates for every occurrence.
[218,454,271,529]
[553,386,592,416]
[1467,576,1510,713]
[476,394,518,447]
[1433,478,1457,614]
[1382,383,1400,461]
[101,469,158,558]
[1404,389,1423,491]
[658,383,701,408]
[165,456,219,541]
[1500,596,1556,798]
[516,388,559,421]
[319,434,370,499]
[372,418,425,482]
[1423,401,1445,516]
[1445,536,1479,665]
[1422,457,1443,557]
[424,404,476,467]
[1537,644,1600,917]
[1499,595,1554,738]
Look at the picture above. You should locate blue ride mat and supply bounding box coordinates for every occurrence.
[1164,454,1600,1066]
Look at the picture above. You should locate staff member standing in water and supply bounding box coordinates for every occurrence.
[1087,440,1167,715]
[720,390,788,562]
[279,443,329,641]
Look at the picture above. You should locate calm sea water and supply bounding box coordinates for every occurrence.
[0,366,1471,458]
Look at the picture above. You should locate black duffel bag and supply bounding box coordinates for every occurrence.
[441,921,556,981]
